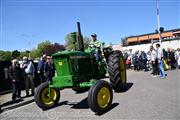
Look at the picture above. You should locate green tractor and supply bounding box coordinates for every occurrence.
[34,22,127,114]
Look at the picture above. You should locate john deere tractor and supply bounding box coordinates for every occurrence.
[34,22,126,114]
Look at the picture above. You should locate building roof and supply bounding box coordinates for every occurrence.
[126,28,180,43]
[127,28,180,38]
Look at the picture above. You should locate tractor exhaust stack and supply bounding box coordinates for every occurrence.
[77,22,84,52]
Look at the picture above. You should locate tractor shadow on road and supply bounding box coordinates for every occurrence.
[49,98,119,115]
[70,98,119,116]
[95,103,119,116]
[115,82,133,93]
[71,98,89,109]
[48,98,89,109]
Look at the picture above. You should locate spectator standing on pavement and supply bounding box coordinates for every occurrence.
[21,57,35,96]
[150,46,158,77]
[126,55,131,69]
[123,52,129,63]
[175,48,180,69]
[44,56,55,82]
[140,51,148,71]
[146,51,151,69]
[162,48,169,70]
[169,48,176,70]
[156,44,166,78]
[9,59,22,100]
[138,51,144,71]
[132,51,139,71]
[37,54,46,83]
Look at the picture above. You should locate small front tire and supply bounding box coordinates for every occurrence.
[88,80,113,114]
[34,82,60,109]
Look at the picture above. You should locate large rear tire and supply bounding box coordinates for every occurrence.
[108,50,127,92]
[34,82,60,110]
[88,80,113,114]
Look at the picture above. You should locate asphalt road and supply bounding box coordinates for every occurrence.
[0,69,180,120]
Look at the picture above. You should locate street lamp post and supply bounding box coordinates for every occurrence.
[28,40,31,58]
[156,0,162,43]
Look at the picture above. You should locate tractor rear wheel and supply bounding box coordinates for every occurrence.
[34,82,60,109]
[88,80,113,114]
[108,50,127,92]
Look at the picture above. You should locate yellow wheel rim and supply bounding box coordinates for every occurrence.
[97,87,110,108]
[119,58,126,82]
[41,88,57,105]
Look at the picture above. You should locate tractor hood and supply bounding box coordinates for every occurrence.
[52,48,95,58]
[52,50,86,58]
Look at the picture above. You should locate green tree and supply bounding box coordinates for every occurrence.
[43,43,65,55]
[0,40,65,61]
[0,51,12,61]
[65,33,76,50]
[11,50,20,59]
[65,33,91,50]
[37,40,51,54]
[30,49,41,59]
[30,41,65,58]
[19,50,30,59]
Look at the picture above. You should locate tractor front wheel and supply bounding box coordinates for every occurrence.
[34,82,60,110]
[88,80,113,114]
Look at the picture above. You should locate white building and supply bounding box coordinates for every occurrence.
[122,29,180,53]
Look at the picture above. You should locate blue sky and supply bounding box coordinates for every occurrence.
[0,0,179,51]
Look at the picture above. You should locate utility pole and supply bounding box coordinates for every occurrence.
[0,0,3,50]
[156,0,162,43]
[28,40,31,58]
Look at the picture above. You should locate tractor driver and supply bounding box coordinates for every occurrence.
[89,33,101,61]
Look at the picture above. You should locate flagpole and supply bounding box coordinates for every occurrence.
[0,0,3,50]
[156,0,162,44]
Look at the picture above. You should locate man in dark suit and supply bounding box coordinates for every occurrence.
[44,56,55,82]
[9,59,22,101]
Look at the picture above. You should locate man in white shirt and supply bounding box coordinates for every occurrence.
[21,56,35,96]
[150,46,158,77]
[156,43,166,78]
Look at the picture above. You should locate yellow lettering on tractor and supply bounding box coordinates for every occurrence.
[59,62,63,66]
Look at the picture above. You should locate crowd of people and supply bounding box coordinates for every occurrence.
[9,55,55,101]
[123,44,180,78]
